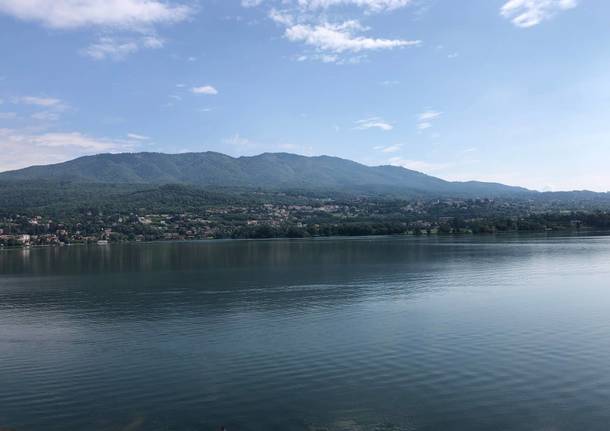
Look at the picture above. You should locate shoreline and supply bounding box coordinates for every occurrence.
[1,227,608,251]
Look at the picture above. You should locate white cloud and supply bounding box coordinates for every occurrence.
[269,8,294,25]
[355,117,393,131]
[13,96,67,121]
[0,128,137,172]
[416,109,441,131]
[242,0,264,7]
[82,37,139,60]
[0,0,192,29]
[418,110,441,122]
[286,20,418,53]
[246,0,414,11]
[374,143,402,153]
[15,96,64,108]
[297,0,413,12]
[501,0,578,28]
[32,132,128,150]
[142,35,164,48]
[318,54,340,62]
[296,52,363,64]
[127,133,150,140]
[0,1,193,60]
[191,85,219,95]
[82,35,165,60]
[0,112,17,120]
[248,0,420,62]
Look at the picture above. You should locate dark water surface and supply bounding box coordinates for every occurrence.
[2,235,610,431]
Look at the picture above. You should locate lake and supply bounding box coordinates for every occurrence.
[2,235,610,431]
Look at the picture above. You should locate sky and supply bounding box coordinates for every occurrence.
[0,0,609,191]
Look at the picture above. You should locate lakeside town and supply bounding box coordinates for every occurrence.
[2,197,609,247]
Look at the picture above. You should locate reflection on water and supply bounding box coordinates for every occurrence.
[2,235,610,431]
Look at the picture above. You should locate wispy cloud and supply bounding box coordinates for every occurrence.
[127,133,150,141]
[0,0,192,29]
[0,128,138,172]
[244,0,415,10]
[15,96,64,108]
[81,35,165,60]
[374,143,402,153]
[0,0,194,60]
[285,20,418,53]
[355,117,393,131]
[32,132,128,150]
[418,110,441,122]
[501,0,578,28]
[417,109,441,131]
[82,35,166,60]
[13,95,68,121]
[247,0,420,63]
[242,0,264,7]
[82,37,135,60]
[191,85,219,95]
[297,0,414,12]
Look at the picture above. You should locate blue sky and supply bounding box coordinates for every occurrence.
[0,0,609,191]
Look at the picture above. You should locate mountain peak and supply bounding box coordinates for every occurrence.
[0,151,529,197]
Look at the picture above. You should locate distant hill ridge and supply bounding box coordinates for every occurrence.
[0,151,531,197]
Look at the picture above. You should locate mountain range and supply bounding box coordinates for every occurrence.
[0,151,531,198]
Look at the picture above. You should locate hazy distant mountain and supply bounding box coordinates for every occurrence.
[0,151,530,197]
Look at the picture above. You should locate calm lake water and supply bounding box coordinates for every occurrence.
[2,235,610,431]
